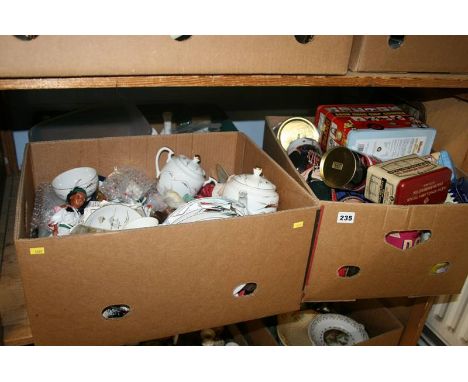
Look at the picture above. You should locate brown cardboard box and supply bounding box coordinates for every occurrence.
[263,114,468,301]
[0,35,353,77]
[14,132,319,345]
[349,36,468,73]
[236,300,404,346]
[423,97,468,173]
[345,300,404,346]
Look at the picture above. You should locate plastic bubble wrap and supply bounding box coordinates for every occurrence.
[30,183,65,238]
[144,183,169,212]
[100,167,153,204]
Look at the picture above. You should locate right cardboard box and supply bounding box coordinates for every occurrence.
[349,36,468,73]
[263,104,468,302]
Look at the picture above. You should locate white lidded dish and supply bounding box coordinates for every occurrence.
[214,167,279,215]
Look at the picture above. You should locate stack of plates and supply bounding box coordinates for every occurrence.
[163,197,243,225]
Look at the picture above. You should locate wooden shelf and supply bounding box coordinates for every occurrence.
[0,72,468,90]
[0,68,451,345]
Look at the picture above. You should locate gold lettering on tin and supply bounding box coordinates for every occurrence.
[332,161,344,171]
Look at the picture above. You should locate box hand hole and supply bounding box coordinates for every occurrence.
[14,35,38,41]
[294,35,314,44]
[385,230,431,251]
[431,262,450,275]
[337,266,360,278]
[170,35,192,42]
[233,282,257,297]
[102,304,130,319]
[388,35,405,49]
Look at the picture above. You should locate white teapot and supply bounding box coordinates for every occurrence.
[213,167,279,215]
[155,146,215,199]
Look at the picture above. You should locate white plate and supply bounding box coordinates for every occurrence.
[84,204,142,231]
[163,197,241,225]
[123,217,159,230]
[307,313,369,346]
[174,210,234,224]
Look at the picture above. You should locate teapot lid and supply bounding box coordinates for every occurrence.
[232,167,276,190]
[173,154,205,177]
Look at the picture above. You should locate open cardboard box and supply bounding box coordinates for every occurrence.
[349,36,468,73]
[0,36,353,77]
[234,299,404,346]
[263,106,468,302]
[14,132,319,345]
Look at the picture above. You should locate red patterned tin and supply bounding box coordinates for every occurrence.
[365,154,452,205]
[315,104,422,152]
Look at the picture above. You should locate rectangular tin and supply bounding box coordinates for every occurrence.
[365,155,452,205]
[315,104,425,153]
[346,127,436,161]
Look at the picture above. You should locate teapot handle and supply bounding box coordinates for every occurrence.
[203,176,218,187]
[155,146,175,178]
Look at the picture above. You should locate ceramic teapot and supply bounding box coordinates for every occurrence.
[213,167,279,215]
[155,146,215,199]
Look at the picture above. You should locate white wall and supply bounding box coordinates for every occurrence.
[13,130,29,168]
[232,120,264,148]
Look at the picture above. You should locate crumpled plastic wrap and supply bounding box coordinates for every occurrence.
[30,183,65,238]
[100,167,153,204]
[144,183,168,212]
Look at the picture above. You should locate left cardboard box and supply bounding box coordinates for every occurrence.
[14,132,319,345]
[0,35,353,76]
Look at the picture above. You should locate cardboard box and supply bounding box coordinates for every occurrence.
[343,300,404,346]
[263,115,468,302]
[349,36,468,73]
[14,132,319,345]
[0,35,353,77]
[423,97,468,173]
[236,300,404,346]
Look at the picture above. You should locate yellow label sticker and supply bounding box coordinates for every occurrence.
[29,247,45,255]
[293,221,304,229]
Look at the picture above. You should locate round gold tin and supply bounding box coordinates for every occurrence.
[276,117,320,151]
[320,147,360,189]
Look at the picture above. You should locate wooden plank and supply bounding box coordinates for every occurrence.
[398,297,434,345]
[0,130,18,175]
[0,72,468,90]
[0,175,34,345]
[382,297,434,345]
[2,319,33,346]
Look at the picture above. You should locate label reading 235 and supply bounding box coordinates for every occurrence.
[337,212,355,224]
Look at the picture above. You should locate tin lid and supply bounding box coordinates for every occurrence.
[320,147,357,188]
[276,117,320,151]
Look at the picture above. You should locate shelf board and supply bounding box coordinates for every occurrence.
[1,72,468,90]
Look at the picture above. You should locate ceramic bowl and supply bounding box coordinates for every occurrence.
[52,167,98,200]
